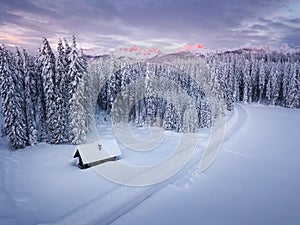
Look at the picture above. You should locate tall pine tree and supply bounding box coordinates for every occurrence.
[0,46,27,149]
[23,49,38,145]
[68,36,87,144]
[39,37,60,143]
[55,39,68,143]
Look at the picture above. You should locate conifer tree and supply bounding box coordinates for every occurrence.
[282,62,291,106]
[243,59,251,103]
[271,63,281,105]
[55,39,68,142]
[23,49,38,145]
[36,47,48,142]
[39,37,60,143]
[287,63,299,108]
[258,61,266,102]
[0,46,27,148]
[68,36,87,144]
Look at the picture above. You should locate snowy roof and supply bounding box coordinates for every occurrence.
[74,139,121,165]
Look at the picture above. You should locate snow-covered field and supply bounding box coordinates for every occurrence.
[0,104,299,225]
[112,104,300,225]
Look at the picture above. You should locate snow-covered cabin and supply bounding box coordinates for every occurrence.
[73,139,121,169]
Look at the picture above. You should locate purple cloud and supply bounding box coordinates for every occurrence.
[0,0,299,52]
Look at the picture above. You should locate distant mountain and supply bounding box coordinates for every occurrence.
[177,44,205,51]
[114,45,162,59]
[150,51,199,63]
[278,43,298,53]
[176,43,216,56]
[84,43,299,60]
[221,46,271,55]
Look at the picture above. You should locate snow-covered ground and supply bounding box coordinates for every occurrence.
[112,104,300,225]
[0,104,299,225]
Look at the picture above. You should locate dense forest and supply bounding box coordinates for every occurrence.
[0,37,88,148]
[0,39,299,149]
[209,50,300,110]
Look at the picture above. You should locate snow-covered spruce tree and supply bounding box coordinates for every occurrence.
[14,47,30,143]
[39,37,61,143]
[282,61,291,107]
[199,100,211,128]
[216,62,227,105]
[226,61,235,110]
[248,57,255,104]
[265,75,272,104]
[35,47,48,142]
[258,60,266,102]
[23,49,38,146]
[81,48,94,132]
[144,63,157,125]
[233,59,241,102]
[0,46,11,137]
[62,38,72,138]
[0,46,27,149]
[163,101,174,130]
[235,54,245,102]
[0,94,3,136]
[277,61,284,103]
[68,36,88,144]
[133,64,146,127]
[250,58,259,103]
[286,63,300,108]
[242,59,251,103]
[270,62,280,105]
[55,39,69,143]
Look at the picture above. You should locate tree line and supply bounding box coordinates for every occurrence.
[208,50,300,110]
[0,42,299,149]
[0,36,88,149]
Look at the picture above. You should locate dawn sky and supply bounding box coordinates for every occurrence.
[0,0,300,52]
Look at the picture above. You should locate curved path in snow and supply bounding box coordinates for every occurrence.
[110,104,300,225]
[51,104,247,225]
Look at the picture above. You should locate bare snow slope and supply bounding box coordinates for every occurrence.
[111,104,300,225]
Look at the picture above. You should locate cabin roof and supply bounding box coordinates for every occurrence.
[73,139,121,165]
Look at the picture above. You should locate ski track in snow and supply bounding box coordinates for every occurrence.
[47,104,247,225]
[0,104,246,225]
[223,148,250,158]
[224,103,247,142]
